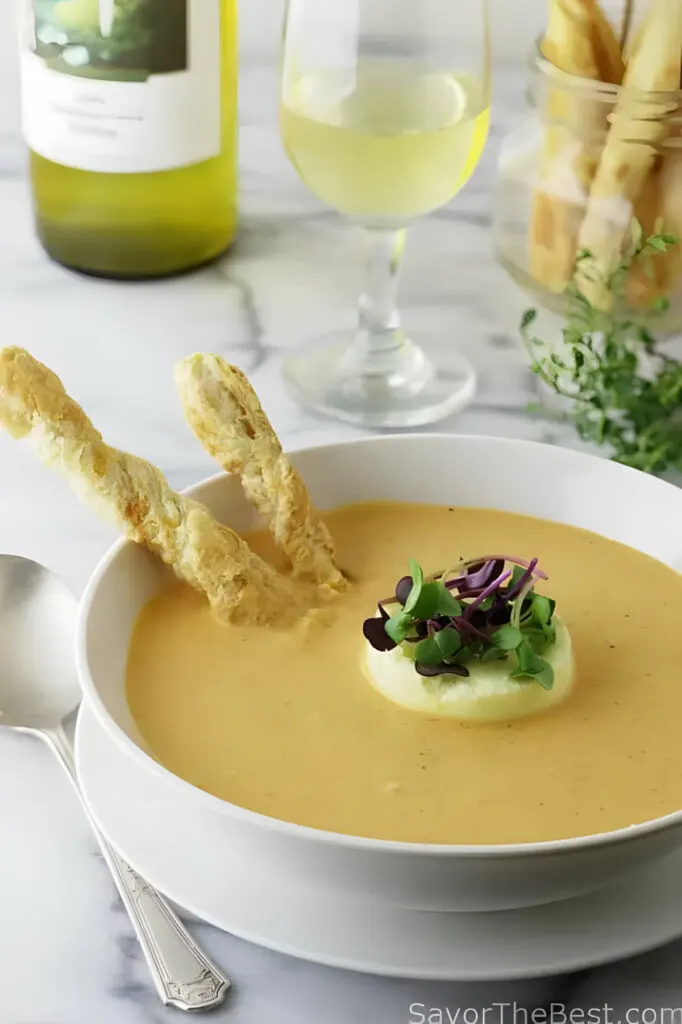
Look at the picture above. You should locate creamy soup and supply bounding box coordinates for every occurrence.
[126,502,682,845]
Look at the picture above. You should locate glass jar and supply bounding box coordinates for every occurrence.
[493,46,682,334]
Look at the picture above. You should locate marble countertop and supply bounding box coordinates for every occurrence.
[2,55,682,1024]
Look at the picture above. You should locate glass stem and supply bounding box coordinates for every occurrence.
[346,228,407,375]
[335,227,433,396]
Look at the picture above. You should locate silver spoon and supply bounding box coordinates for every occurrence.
[0,554,231,1012]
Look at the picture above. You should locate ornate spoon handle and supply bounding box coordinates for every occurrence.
[100,852,230,1011]
[45,723,231,1012]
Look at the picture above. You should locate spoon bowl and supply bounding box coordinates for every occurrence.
[0,553,229,1011]
[0,555,80,730]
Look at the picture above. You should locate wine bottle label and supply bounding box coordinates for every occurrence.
[20,0,222,174]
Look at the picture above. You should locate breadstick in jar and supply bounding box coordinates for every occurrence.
[576,0,682,310]
[529,0,623,294]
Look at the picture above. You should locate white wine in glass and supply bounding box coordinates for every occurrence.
[279,0,490,427]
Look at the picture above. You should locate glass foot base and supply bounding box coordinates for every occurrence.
[283,331,476,429]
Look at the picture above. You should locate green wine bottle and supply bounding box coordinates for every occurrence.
[20,0,238,279]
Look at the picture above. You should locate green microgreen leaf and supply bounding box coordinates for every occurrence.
[480,646,509,663]
[511,639,555,690]
[452,646,474,666]
[492,624,523,651]
[409,582,442,620]
[532,595,552,625]
[434,626,461,658]
[514,638,540,672]
[385,612,410,645]
[523,628,553,655]
[435,586,462,617]
[403,559,424,614]
[509,565,527,589]
[530,661,555,690]
[415,636,445,666]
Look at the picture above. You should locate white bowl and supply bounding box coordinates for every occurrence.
[76,435,682,913]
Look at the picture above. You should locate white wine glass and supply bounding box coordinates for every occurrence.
[279,0,491,428]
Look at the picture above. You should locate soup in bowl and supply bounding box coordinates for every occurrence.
[76,434,682,912]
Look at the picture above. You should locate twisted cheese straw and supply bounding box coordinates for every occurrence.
[0,347,297,626]
[576,0,682,310]
[175,353,345,591]
[529,0,623,294]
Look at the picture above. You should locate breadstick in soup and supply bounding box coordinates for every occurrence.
[0,346,297,626]
[175,353,345,590]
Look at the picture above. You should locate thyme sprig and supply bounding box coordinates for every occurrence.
[522,232,682,476]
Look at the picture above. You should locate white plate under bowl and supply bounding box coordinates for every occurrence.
[76,702,682,981]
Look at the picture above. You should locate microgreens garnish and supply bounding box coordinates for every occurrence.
[363,557,557,690]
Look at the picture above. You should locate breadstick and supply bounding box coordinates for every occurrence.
[576,0,682,310]
[627,87,682,309]
[175,354,345,591]
[529,0,624,293]
[0,347,297,626]
[652,146,682,293]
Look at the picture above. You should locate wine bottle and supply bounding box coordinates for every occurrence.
[20,0,237,280]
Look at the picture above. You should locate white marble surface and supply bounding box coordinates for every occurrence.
[2,31,682,1024]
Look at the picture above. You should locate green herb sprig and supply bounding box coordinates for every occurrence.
[521,232,682,476]
[363,557,558,690]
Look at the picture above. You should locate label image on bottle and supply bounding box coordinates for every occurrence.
[21,0,221,173]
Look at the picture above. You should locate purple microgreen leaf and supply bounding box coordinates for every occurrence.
[445,556,548,584]
[363,617,397,651]
[488,601,512,626]
[462,569,512,618]
[416,661,470,678]
[451,586,486,600]
[453,616,489,642]
[444,577,465,591]
[395,576,413,606]
[460,560,502,593]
